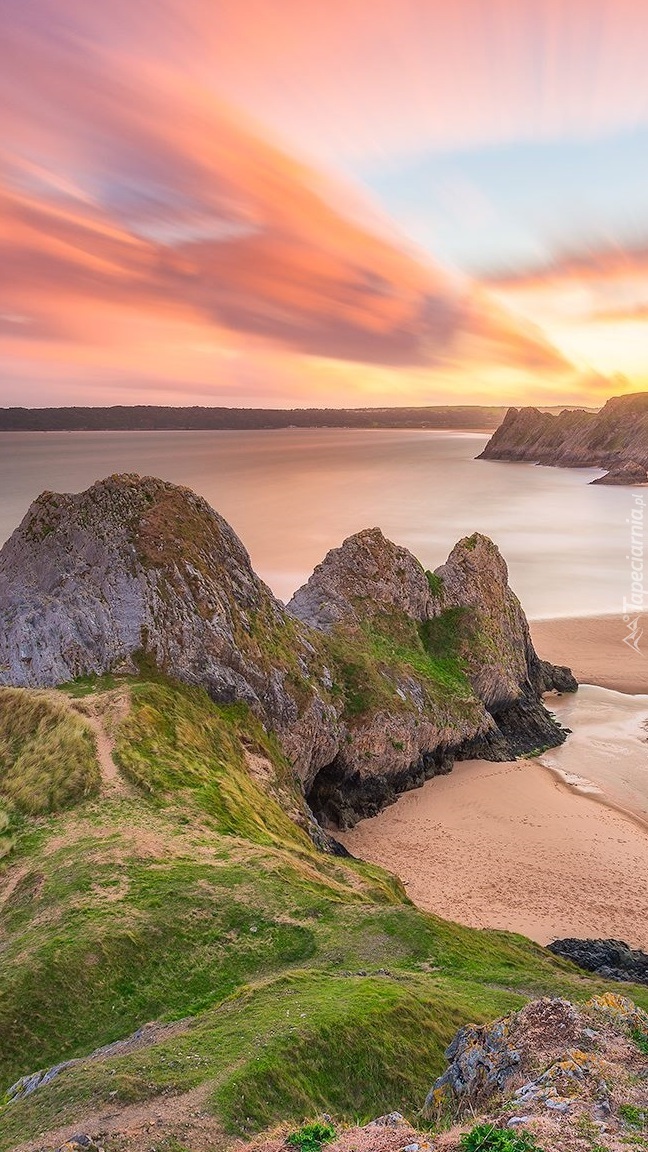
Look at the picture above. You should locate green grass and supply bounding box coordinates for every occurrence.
[0,687,100,814]
[287,1121,336,1152]
[631,1027,648,1056]
[1,677,648,1150]
[58,673,119,698]
[619,1105,648,1131]
[460,1124,542,1152]
[323,609,479,721]
[113,679,310,847]
[425,570,444,597]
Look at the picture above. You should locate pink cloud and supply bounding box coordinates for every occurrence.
[0,0,588,405]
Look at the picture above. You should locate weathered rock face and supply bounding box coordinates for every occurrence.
[435,533,545,709]
[0,475,575,828]
[425,993,648,1142]
[287,528,439,628]
[0,475,290,702]
[0,475,339,783]
[289,528,575,824]
[591,461,648,486]
[479,391,648,481]
[434,532,576,757]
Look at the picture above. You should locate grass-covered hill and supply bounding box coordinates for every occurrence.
[1,675,646,1152]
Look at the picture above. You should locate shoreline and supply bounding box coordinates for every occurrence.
[541,758,648,838]
[339,614,648,948]
[339,755,648,949]
[530,614,647,695]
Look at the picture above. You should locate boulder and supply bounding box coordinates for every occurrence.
[548,938,648,985]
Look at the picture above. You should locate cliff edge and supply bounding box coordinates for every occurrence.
[479,391,648,483]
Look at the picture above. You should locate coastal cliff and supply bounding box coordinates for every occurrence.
[479,391,648,483]
[2,477,647,1152]
[0,474,575,827]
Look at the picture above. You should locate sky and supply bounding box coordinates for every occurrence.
[2,0,648,408]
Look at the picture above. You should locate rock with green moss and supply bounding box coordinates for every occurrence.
[426,992,648,1142]
[0,475,574,828]
[0,475,340,786]
[289,528,575,823]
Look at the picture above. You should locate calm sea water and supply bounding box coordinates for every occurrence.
[541,686,648,820]
[0,428,637,619]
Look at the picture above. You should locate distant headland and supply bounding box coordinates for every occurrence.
[480,391,648,484]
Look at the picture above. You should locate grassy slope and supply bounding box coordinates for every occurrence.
[0,678,647,1150]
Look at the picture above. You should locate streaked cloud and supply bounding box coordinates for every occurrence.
[4,0,647,404]
[485,240,648,384]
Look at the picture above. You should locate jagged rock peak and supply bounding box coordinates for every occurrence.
[287,527,440,630]
[0,473,291,697]
[435,531,576,710]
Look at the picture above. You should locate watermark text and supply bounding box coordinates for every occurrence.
[623,492,645,654]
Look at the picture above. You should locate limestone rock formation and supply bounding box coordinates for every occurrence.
[287,528,439,629]
[0,474,284,695]
[434,532,574,709]
[426,993,648,1131]
[591,461,648,486]
[289,529,575,822]
[479,391,648,481]
[0,475,575,828]
[0,474,339,783]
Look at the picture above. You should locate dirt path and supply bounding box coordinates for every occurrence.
[82,711,129,794]
[69,689,133,797]
[13,1079,227,1152]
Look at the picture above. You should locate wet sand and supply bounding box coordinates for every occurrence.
[339,616,648,948]
[541,685,648,822]
[531,615,648,695]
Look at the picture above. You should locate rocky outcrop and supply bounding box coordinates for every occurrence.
[433,532,576,709]
[0,474,340,784]
[479,391,648,482]
[591,461,648,486]
[426,993,648,1138]
[0,474,288,696]
[289,529,575,823]
[287,528,439,629]
[0,475,575,828]
[548,938,648,985]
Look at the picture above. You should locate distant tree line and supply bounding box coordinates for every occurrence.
[0,405,508,432]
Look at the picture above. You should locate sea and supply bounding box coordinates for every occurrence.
[0,427,638,620]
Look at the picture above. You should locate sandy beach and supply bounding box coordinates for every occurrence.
[340,756,648,948]
[339,614,648,949]
[531,614,648,694]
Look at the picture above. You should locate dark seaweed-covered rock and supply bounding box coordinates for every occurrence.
[548,938,648,985]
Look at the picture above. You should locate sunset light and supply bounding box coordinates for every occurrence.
[3,0,648,407]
